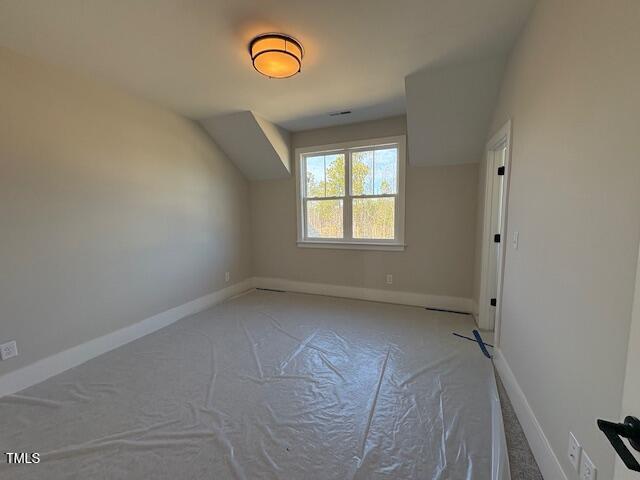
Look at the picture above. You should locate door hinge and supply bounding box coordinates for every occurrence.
[490,298,497,306]
[494,234,501,243]
[497,166,505,176]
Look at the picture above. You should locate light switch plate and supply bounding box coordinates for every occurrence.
[580,450,597,480]
[0,340,18,360]
[568,432,582,471]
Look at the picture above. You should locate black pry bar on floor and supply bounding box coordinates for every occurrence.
[452,332,494,348]
[425,307,470,315]
[256,288,287,293]
[472,329,493,359]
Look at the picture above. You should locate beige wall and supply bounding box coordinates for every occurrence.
[0,48,252,376]
[489,1,640,478]
[250,116,479,299]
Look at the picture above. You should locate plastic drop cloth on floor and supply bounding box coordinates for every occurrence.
[0,290,506,480]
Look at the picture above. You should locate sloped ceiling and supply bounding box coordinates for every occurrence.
[201,112,291,180]
[405,56,506,166]
[209,52,507,179]
[0,0,535,131]
[0,1,534,176]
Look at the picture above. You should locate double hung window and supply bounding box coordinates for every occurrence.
[296,136,406,250]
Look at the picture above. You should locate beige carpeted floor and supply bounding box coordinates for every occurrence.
[495,372,544,479]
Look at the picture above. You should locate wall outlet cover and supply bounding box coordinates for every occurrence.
[580,450,596,480]
[385,274,393,285]
[0,340,18,360]
[225,271,230,282]
[568,432,582,471]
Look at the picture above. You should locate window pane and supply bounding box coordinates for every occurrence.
[325,154,345,197]
[306,199,343,238]
[374,148,398,194]
[352,197,395,239]
[305,155,325,197]
[352,147,398,196]
[351,150,373,195]
[305,153,345,198]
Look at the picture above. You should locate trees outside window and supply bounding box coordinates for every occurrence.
[298,138,405,248]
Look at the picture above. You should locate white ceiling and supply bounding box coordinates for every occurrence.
[0,0,535,131]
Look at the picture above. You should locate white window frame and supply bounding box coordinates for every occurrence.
[295,135,406,251]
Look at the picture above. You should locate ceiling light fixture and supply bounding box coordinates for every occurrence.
[249,33,303,79]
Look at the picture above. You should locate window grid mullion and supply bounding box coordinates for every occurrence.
[350,193,397,199]
[372,150,375,196]
[323,155,327,197]
[344,150,352,241]
[305,195,345,201]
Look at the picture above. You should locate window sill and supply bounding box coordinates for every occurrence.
[297,241,406,252]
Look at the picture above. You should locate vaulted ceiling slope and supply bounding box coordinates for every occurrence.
[406,56,506,166]
[201,112,290,181]
[0,0,535,131]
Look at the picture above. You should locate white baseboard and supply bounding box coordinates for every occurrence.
[493,348,568,480]
[0,279,254,398]
[253,276,473,313]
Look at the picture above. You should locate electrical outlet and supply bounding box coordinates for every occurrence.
[0,341,18,360]
[225,271,230,282]
[568,432,582,471]
[512,231,519,250]
[580,450,597,480]
[385,274,393,285]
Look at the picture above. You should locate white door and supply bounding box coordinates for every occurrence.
[479,119,511,334]
[487,145,507,329]
[613,245,640,479]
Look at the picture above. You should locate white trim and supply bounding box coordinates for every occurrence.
[296,241,406,251]
[295,135,406,249]
[295,136,405,156]
[254,276,472,312]
[494,349,568,480]
[492,121,512,348]
[479,120,512,338]
[0,279,254,398]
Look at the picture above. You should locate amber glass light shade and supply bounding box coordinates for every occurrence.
[249,34,303,78]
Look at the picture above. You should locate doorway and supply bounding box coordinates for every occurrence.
[478,120,512,345]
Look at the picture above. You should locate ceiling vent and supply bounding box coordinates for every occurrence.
[329,110,352,117]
